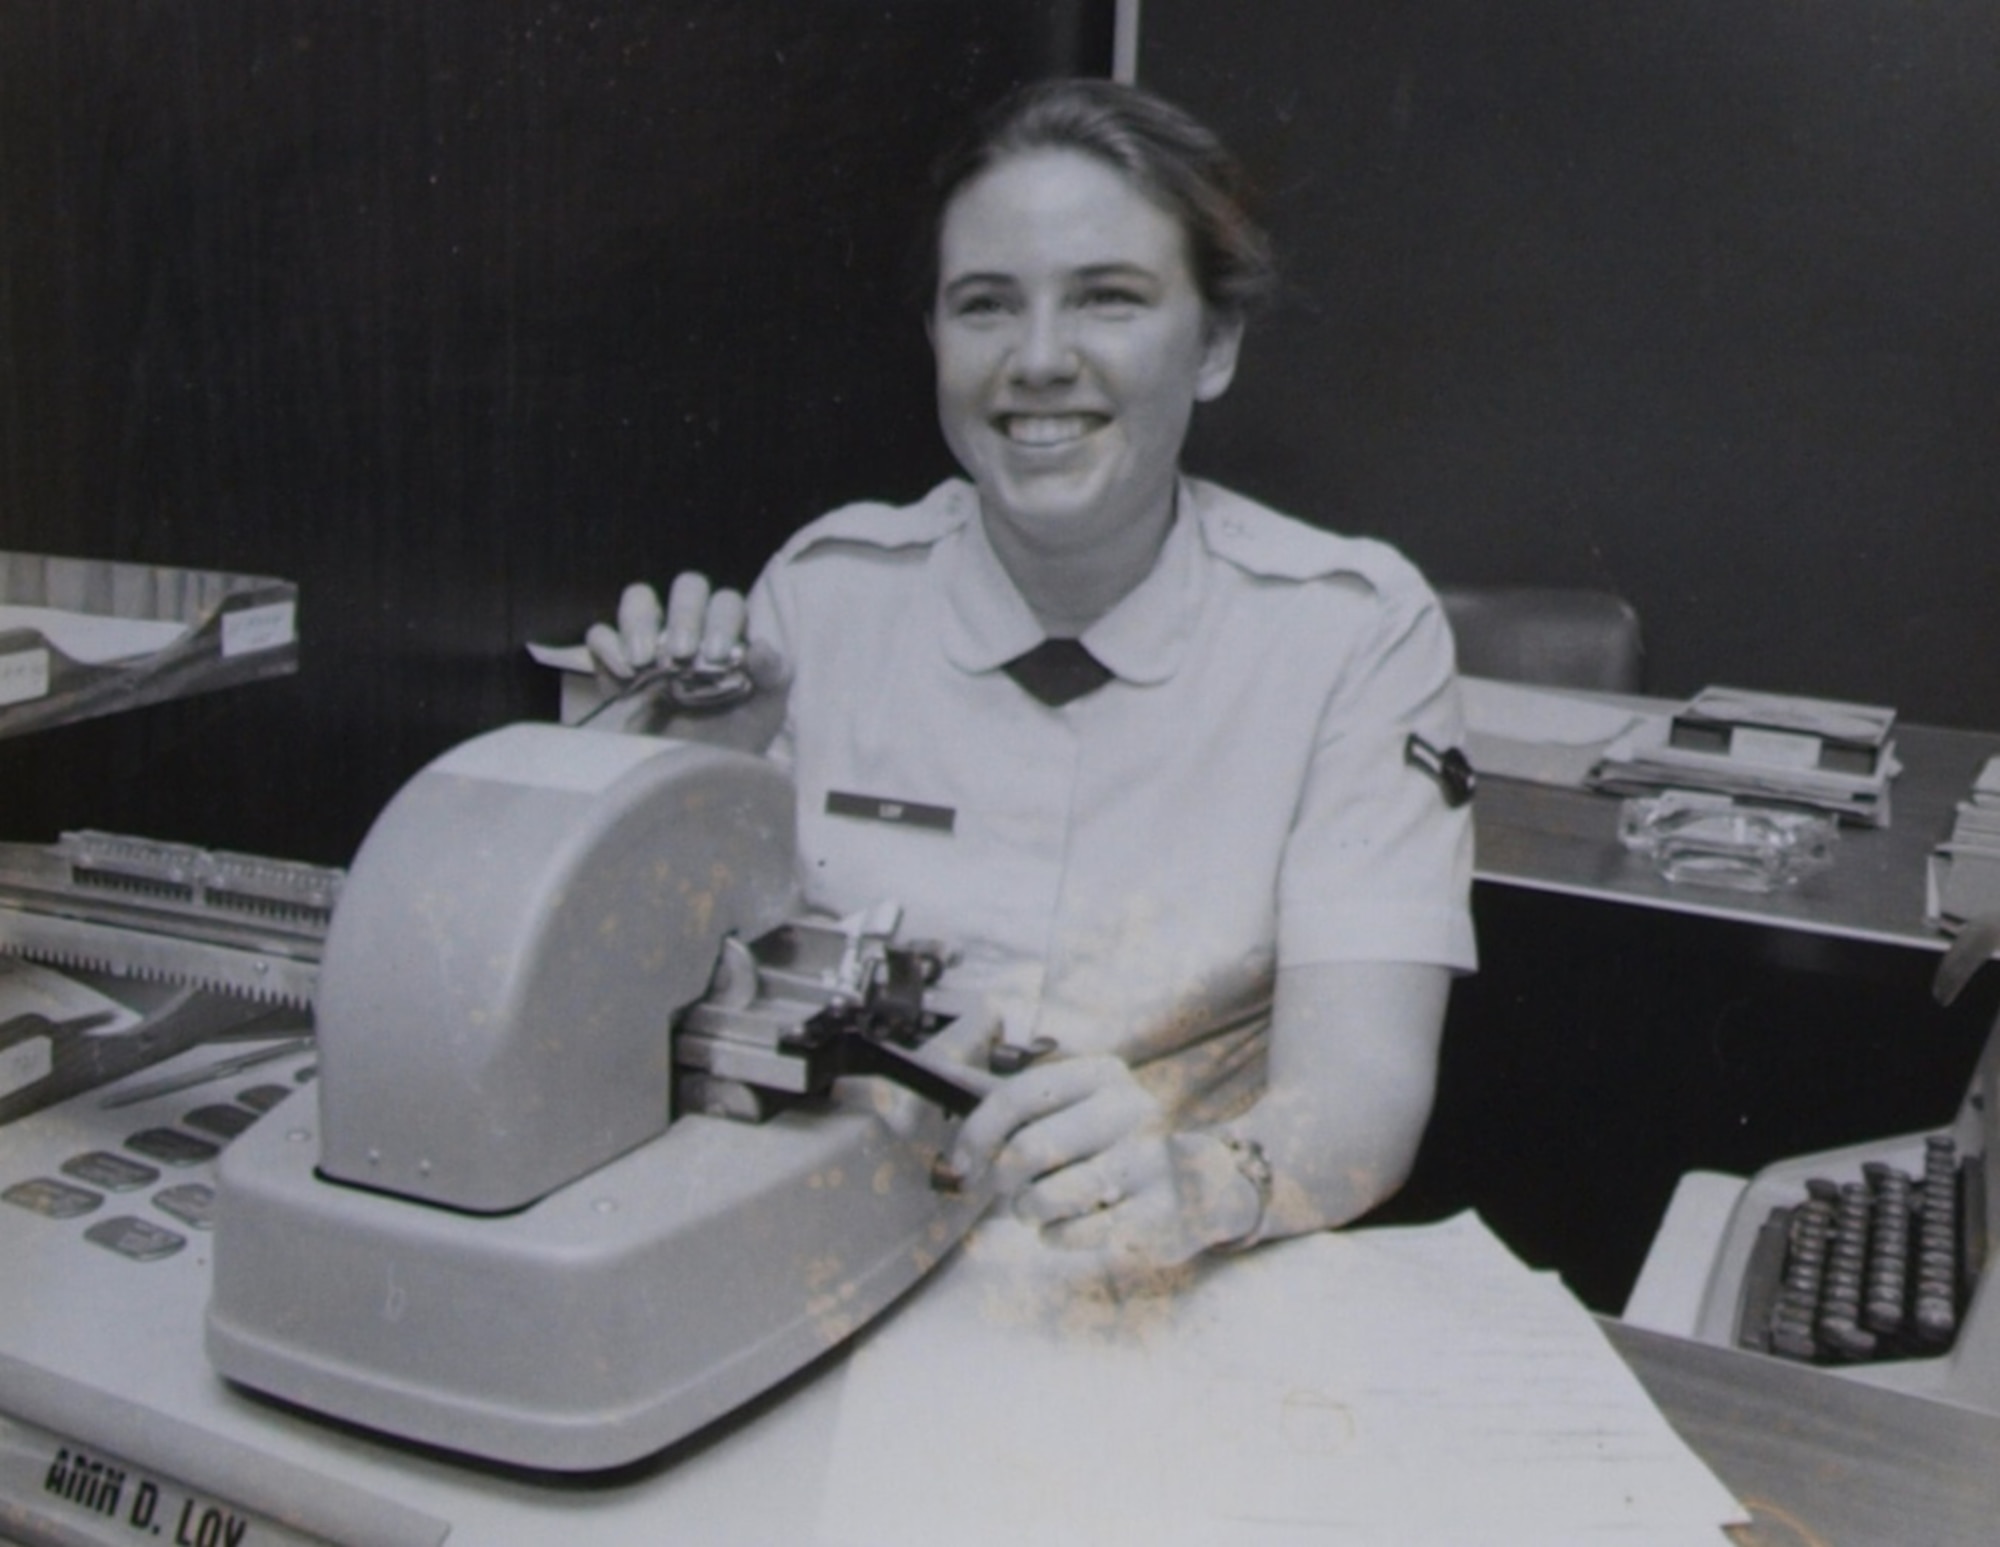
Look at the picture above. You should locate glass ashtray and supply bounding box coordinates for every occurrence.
[1617,793,1837,893]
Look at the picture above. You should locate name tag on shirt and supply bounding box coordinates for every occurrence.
[825,790,956,834]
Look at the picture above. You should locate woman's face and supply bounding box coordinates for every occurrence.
[930,148,1242,557]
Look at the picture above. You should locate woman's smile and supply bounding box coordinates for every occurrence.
[997,412,1110,448]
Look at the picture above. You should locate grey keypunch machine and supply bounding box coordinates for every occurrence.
[0,724,1005,1544]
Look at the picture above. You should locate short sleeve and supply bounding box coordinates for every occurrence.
[1275,573,1477,973]
[744,560,796,771]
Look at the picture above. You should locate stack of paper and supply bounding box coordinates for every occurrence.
[1459,677,1652,788]
[1930,754,2000,932]
[815,1213,1745,1546]
[1591,686,1899,826]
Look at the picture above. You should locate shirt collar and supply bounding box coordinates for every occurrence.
[936,477,1206,687]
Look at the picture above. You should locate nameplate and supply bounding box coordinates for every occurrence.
[825,791,955,833]
[220,599,297,658]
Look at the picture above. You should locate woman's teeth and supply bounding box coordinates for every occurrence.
[1003,414,1101,446]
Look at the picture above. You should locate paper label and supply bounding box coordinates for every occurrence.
[1729,726,1823,771]
[0,648,51,706]
[0,1415,325,1547]
[220,600,296,658]
[0,1035,52,1101]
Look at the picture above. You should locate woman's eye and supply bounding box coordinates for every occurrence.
[1081,286,1147,312]
[950,292,1010,319]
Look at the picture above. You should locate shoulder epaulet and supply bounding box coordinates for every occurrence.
[1188,478,1424,596]
[773,479,976,565]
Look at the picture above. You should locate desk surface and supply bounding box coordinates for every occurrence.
[1606,1319,2000,1547]
[1472,718,2000,954]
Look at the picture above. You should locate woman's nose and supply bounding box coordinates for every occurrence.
[1010,302,1079,384]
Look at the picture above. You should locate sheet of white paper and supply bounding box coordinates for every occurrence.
[1465,729,1607,788]
[0,604,188,665]
[1461,677,1647,746]
[816,1213,1744,1546]
[526,640,594,674]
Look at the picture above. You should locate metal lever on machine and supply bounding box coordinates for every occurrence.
[782,1013,990,1116]
[777,939,1059,1117]
[675,921,1061,1125]
[781,942,991,1116]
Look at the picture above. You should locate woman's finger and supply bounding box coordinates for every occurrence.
[661,572,713,662]
[585,620,635,679]
[699,587,749,667]
[946,1055,1139,1183]
[1013,1135,1164,1228]
[987,1087,1158,1200]
[618,582,667,670]
[742,638,792,693]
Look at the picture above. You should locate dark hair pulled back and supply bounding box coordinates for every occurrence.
[928,78,1278,324]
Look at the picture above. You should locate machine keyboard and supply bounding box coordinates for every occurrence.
[1738,1135,1983,1364]
[1,1050,312,1263]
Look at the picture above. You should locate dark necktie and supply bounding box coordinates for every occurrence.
[1003,638,1114,708]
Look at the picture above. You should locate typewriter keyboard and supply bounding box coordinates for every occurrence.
[1737,1135,1983,1364]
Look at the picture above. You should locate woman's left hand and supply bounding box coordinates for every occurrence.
[943,1056,1257,1270]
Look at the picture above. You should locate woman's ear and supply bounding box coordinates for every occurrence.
[1195,312,1246,403]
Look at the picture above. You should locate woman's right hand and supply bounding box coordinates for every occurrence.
[584,576,789,750]
[584,576,734,680]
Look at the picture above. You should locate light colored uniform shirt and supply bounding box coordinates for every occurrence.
[748,477,1476,1123]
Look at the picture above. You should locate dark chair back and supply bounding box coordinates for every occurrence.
[1438,586,1644,693]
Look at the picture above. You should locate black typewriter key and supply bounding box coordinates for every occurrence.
[152,1183,216,1230]
[1770,1319,1817,1360]
[124,1127,221,1166]
[1818,1314,1877,1360]
[1915,1295,1958,1344]
[182,1103,258,1140]
[83,1215,185,1262]
[61,1150,160,1191]
[237,1083,293,1113]
[3,1177,104,1219]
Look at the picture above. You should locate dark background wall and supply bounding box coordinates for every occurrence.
[1,0,1114,863]
[1136,2,2000,1306]
[1139,0,2000,731]
[11,1,1992,848]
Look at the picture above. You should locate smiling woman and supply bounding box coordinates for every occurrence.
[588,78,1477,1277]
